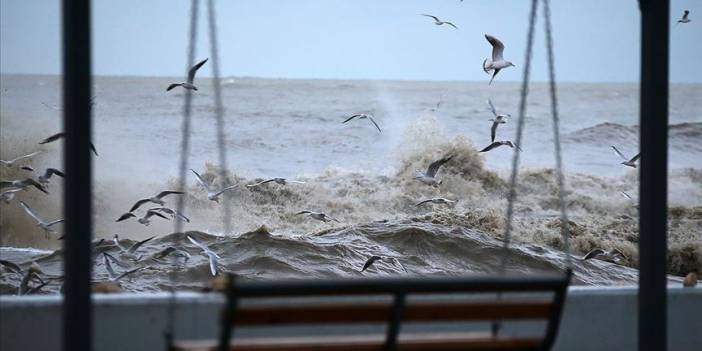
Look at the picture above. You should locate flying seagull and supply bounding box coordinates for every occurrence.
[148,246,192,263]
[102,253,144,282]
[191,169,238,202]
[415,198,456,207]
[360,255,407,273]
[187,235,220,276]
[420,14,458,29]
[0,188,23,204]
[296,210,340,223]
[342,113,382,133]
[19,201,64,238]
[37,168,65,186]
[113,234,156,257]
[611,146,640,168]
[480,140,521,153]
[581,248,627,264]
[116,210,169,226]
[167,58,208,91]
[39,132,99,156]
[149,207,190,222]
[487,99,510,142]
[247,177,306,188]
[414,154,454,186]
[1,151,42,167]
[483,34,515,85]
[0,178,49,194]
[677,10,691,25]
[129,190,184,212]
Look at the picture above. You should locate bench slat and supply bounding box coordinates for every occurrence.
[232,301,552,325]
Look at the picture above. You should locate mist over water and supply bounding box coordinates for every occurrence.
[0,75,700,293]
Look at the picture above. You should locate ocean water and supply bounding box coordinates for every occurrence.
[0,75,700,293]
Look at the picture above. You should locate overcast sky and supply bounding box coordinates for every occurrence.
[1,0,700,82]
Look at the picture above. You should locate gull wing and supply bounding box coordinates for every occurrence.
[212,184,238,198]
[103,253,117,279]
[582,248,605,260]
[295,210,311,215]
[144,210,169,220]
[8,151,42,163]
[342,114,362,124]
[155,190,184,199]
[367,116,382,133]
[206,252,218,276]
[620,191,633,200]
[39,132,66,145]
[480,142,502,153]
[19,201,44,224]
[127,236,155,254]
[129,198,151,212]
[113,266,144,282]
[116,212,136,222]
[166,83,181,92]
[46,219,64,227]
[43,168,65,179]
[361,256,381,272]
[491,122,499,142]
[22,178,49,193]
[246,179,276,187]
[628,153,641,163]
[187,235,210,253]
[444,22,458,29]
[187,58,209,83]
[485,34,505,62]
[426,155,454,178]
[190,169,211,191]
[611,145,628,160]
[421,14,440,22]
[415,199,433,207]
[487,99,498,117]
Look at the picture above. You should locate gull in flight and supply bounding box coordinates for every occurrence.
[37,168,65,186]
[360,255,407,273]
[187,235,220,276]
[39,132,99,156]
[480,140,521,153]
[247,177,306,188]
[677,10,691,25]
[1,151,42,167]
[420,14,458,29]
[483,34,515,85]
[113,234,156,261]
[611,146,640,168]
[296,210,340,223]
[1,188,23,204]
[414,154,454,186]
[0,178,49,194]
[116,210,169,226]
[129,190,185,212]
[342,113,382,133]
[191,169,238,202]
[102,253,144,282]
[581,248,627,264]
[19,201,64,238]
[415,197,456,207]
[167,58,208,91]
[148,246,192,263]
[487,99,510,142]
[149,207,190,222]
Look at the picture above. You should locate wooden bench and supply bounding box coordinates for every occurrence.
[172,271,571,351]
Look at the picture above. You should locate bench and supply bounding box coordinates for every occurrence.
[172,271,571,351]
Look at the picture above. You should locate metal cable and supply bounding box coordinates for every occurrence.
[167,0,200,345]
[543,0,572,268]
[499,0,539,274]
[206,0,233,236]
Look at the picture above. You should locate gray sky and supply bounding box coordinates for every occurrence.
[1,0,700,82]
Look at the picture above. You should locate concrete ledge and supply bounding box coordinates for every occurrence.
[1,286,700,351]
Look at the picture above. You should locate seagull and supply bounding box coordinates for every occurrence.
[167,58,208,91]
[116,210,169,226]
[19,201,64,238]
[149,246,192,262]
[480,140,521,153]
[295,210,340,223]
[187,235,220,276]
[0,151,42,167]
[342,113,382,133]
[21,166,35,172]
[487,99,510,142]
[113,234,156,258]
[246,177,306,188]
[581,248,628,264]
[483,34,515,85]
[420,14,458,29]
[37,168,65,186]
[677,10,691,24]
[18,262,45,295]
[414,155,454,186]
[149,207,190,222]
[39,132,99,156]
[191,169,238,202]
[620,191,633,201]
[1,188,23,204]
[102,253,144,282]
[360,255,407,273]
[0,178,49,194]
[129,191,185,212]
[415,198,456,207]
[611,146,640,168]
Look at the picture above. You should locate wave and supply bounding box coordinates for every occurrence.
[564,122,702,151]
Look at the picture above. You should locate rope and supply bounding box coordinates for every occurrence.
[167,0,200,346]
[542,0,572,268]
[499,0,539,274]
[206,0,233,236]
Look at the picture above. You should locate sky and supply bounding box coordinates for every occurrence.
[1,0,700,82]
